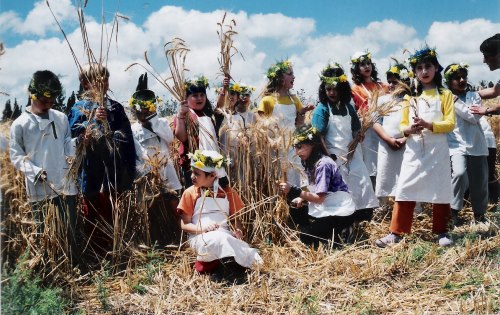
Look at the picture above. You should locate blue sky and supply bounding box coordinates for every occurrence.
[0,0,498,109]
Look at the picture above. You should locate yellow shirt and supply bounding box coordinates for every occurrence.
[258,94,303,117]
[400,88,455,134]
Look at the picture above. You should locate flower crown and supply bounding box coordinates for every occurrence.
[292,126,320,145]
[129,95,161,112]
[188,150,230,170]
[409,47,438,67]
[387,64,414,80]
[185,75,209,91]
[239,83,255,95]
[351,51,372,64]
[320,74,348,87]
[28,79,62,100]
[444,62,469,82]
[267,59,292,80]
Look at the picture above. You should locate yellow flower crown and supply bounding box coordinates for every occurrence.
[409,47,437,67]
[129,96,161,112]
[188,150,230,170]
[185,76,209,91]
[28,79,62,100]
[444,62,469,82]
[239,83,256,95]
[292,126,320,145]
[351,51,372,64]
[387,64,414,80]
[320,74,348,87]
[267,59,292,80]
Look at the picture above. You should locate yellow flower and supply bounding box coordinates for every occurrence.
[390,66,399,74]
[450,64,459,72]
[410,58,417,64]
[31,94,38,101]
[367,53,372,59]
[43,91,51,98]
[429,50,436,56]
[339,74,347,82]
[409,71,414,78]
[194,161,205,169]
[232,83,242,93]
[128,97,135,107]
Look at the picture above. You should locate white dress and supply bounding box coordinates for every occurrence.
[395,89,453,203]
[188,190,263,268]
[323,106,379,210]
[132,115,182,191]
[375,95,405,197]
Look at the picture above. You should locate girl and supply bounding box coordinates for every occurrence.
[258,59,314,186]
[373,63,411,200]
[376,47,455,247]
[177,150,263,274]
[444,63,488,224]
[311,62,378,223]
[350,51,388,185]
[130,73,182,245]
[174,76,221,187]
[278,124,356,247]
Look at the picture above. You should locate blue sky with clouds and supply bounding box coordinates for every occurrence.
[0,0,498,109]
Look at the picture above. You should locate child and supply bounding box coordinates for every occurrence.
[311,62,378,222]
[10,70,77,241]
[174,76,221,187]
[376,47,455,247]
[444,63,489,224]
[258,59,314,186]
[68,63,137,250]
[479,117,499,205]
[350,51,388,185]
[373,63,411,200]
[177,150,262,275]
[130,73,182,245]
[278,124,356,247]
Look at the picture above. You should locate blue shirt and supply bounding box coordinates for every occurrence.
[311,102,361,135]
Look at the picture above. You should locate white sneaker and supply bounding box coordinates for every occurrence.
[438,233,453,247]
[375,233,402,248]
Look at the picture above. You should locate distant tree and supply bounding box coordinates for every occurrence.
[488,81,494,88]
[2,99,12,121]
[11,98,22,120]
[52,91,66,113]
[66,91,76,115]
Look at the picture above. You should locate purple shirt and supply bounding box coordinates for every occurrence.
[307,156,349,194]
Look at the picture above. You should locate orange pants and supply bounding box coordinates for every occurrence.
[390,201,451,235]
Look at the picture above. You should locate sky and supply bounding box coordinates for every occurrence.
[0,0,499,111]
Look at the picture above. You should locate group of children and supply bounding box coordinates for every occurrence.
[8,35,499,277]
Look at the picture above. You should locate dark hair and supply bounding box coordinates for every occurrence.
[186,88,214,116]
[386,72,414,97]
[411,57,445,95]
[293,124,329,183]
[351,61,380,85]
[28,70,62,98]
[318,67,352,105]
[480,33,500,55]
[443,64,469,88]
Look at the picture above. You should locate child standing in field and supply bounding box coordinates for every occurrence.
[444,63,489,224]
[311,62,378,223]
[350,51,388,186]
[174,76,221,187]
[376,47,455,247]
[373,63,411,200]
[278,124,356,247]
[10,70,77,243]
[130,73,182,245]
[177,150,262,275]
[258,59,314,186]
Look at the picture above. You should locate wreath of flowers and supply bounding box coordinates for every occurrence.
[239,83,256,95]
[28,79,62,100]
[320,74,348,87]
[185,75,209,91]
[409,47,437,67]
[387,64,414,80]
[351,51,372,64]
[266,59,292,80]
[444,62,469,82]
[129,95,161,112]
[188,150,231,170]
[292,126,320,145]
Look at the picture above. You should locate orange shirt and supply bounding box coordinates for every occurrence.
[351,82,388,111]
[177,185,244,217]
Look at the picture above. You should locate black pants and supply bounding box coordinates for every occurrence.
[487,148,499,205]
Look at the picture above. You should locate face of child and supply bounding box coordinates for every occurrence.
[31,95,55,114]
[187,92,207,111]
[449,69,468,95]
[415,61,437,86]
[482,52,500,71]
[294,142,314,161]
[281,68,295,90]
[228,91,239,108]
[325,85,339,103]
[191,168,216,188]
[386,76,399,92]
[359,60,372,79]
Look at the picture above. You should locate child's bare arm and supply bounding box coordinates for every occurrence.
[180,213,218,234]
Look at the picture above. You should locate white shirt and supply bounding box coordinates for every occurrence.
[10,107,77,201]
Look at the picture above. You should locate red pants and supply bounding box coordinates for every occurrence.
[390,201,451,235]
[195,260,221,273]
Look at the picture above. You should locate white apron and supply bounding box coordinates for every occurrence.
[324,107,379,210]
[188,191,262,268]
[307,183,356,218]
[395,89,453,203]
[271,95,303,186]
[375,100,405,197]
[192,109,219,152]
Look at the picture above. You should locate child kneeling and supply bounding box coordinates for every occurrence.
[177,150,263,274]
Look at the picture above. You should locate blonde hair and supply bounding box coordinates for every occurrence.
[79,63,110,83]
